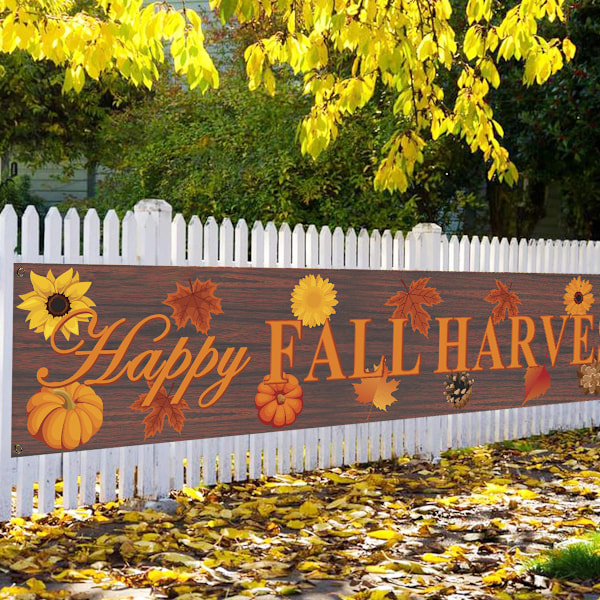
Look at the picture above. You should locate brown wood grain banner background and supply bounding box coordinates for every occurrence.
[11,263,600,457]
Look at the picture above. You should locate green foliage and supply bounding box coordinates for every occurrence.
[79,58,486,234]
[525,533,600,580]
[0,176,46,218]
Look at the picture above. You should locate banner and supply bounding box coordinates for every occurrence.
[11,263,600,457]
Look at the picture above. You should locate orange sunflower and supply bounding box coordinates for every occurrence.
[563,276,594,316]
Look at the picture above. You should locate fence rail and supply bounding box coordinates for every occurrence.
[1,199,599,521]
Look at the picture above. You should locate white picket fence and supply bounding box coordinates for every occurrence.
[1,198,600,521]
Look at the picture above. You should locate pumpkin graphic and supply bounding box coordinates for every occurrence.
[255,373,303,428]
[26,382,103,450]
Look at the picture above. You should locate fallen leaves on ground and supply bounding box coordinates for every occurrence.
[3,428,600,599]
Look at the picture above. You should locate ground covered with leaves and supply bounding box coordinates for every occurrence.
[3,428,600,600]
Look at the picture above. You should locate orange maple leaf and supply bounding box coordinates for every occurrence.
[385,278,443,337]
[163,278,223,334]
[485,279,521,324]
[352,358,400,418]
[522,365,551,406]
[129,382,190,439]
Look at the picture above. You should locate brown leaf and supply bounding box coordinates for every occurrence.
[522,365,551,406]
[352,358,400,412]
[385,278,443,338]
[484,279,521,324]
[162,278,223,334]
[129,382,190,439]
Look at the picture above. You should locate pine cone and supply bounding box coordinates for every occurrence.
[577,359,600,395]
[444,372,474,409]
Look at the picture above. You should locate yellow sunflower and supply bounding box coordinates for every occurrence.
[564,275,594,316]
[291,274,338,327]
[17,268,95,340]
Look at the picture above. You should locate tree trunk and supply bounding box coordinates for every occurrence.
[86,162,97,198]
[0,150,9,183]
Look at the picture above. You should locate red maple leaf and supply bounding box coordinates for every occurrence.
[485,279,521,324]
[352,358,400,418]
[162,278,223,334]
[385,278,443,338]
[129,381,190,439]
[522,365,551,406]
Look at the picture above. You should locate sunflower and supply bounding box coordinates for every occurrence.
[291,274,338,327]
[17,268,95,340]
[564,275,594,316]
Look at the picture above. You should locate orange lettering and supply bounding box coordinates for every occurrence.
[266,320,302,384]
[472,316,504,371]
[305,319,346,382]
[508,316,538,368]
[349,319,384,379]
[388,318,421,376]
[571,314,595,365]
[434,317,472,374]
[540,315,569,367]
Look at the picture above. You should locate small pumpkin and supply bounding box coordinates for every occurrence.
[255,373,303,428]
[26,382,103,450]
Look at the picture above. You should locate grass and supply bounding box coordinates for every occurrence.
[525,532,600,580]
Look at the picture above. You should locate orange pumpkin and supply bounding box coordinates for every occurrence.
[26,382,103,450]
[255,373,303,428]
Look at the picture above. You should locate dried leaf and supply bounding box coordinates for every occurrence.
[484,279,521,324]
[385,277,443,337]
[352,358,400,413]
[162,278,223,333]
[129,381,190,439]
[522,365,551,406]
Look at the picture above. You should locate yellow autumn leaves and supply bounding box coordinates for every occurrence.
[1,0,576,195]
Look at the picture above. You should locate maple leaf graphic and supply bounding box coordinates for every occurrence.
[129,381,190,440]
[484,279,521,324]
[522,365,551,406]
[162,278,223,334]
[385,278,443,337]
[352,358,400,419]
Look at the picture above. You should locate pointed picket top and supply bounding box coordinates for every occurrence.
[220,218,234,267]
[122,210,137,265]
[332,227,345,268]
[404,230,417,269]
[264,221,278,267]
[251,220,265,267]
[305,224,319,268]
[469,235,480,272]
[357,228,369,269]
[291,223,305,268]
[508,238,519,272]
[517,238,528,272]
[479,236,490,272]
[234,218,249,267]
[278,223,292,268]
[551,239,562,274]
[103,209,121,264]
[439,232,448,272]
[345,228,357,269]
[369,229,381,270]
[498,237,510,272]
[20,205,40,261]
[448,234,460,271]
[489,236,500,273]
[393,230,404,270]
[188,215,203,266]
[43,206,62,262]
[381,230,393,270]
[459,234,470,271]
[544,239,554,274]
[0,203,17,257]
[204,216,219,267]
[61,207,80,263]
[171,213,187,266]
[83,208,101,264]
[318,225,332,268]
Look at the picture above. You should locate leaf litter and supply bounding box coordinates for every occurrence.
[3,428,600,599]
